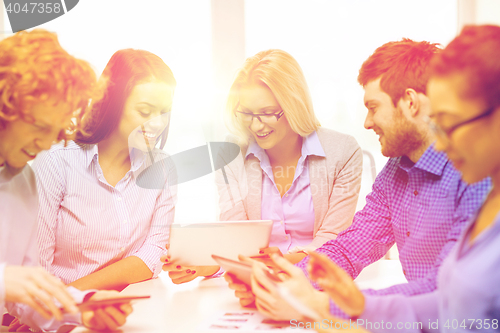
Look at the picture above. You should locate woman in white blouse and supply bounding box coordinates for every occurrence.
[33,49,177,291]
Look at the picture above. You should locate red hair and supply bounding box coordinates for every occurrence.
[0,29,97,139]
[358,38,440,106]
[76,49,176,148]
[430,25,500,107]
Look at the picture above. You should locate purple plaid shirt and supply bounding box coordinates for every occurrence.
[295,145,491,315]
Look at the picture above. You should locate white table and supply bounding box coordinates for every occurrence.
[69,259,406,332]
[69,273,241,333]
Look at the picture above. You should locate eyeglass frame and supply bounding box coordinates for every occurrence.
[427,105,497,139]
[233,102,285,124]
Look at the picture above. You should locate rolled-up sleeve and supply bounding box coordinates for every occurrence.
[131,156,177,277]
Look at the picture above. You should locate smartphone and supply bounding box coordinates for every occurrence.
[77,295,150,312]
[212,255,281,286]
[249,253,271,259]
[276,285,322,321]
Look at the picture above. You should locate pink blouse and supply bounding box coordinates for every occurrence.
[33,141,176,284]
[246,132,324,253]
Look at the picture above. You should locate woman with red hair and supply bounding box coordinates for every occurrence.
[33,48,177,292]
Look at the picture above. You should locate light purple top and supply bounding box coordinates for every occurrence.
[361,203,500,333]
[245,131,326,254]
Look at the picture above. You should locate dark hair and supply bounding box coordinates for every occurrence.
[430,25,500,107]
[0,29,96,136]
[358,38,440,106]
[77,49,176,148]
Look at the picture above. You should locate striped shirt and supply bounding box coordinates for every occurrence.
[295,145,491,315]
[33,141,176,284]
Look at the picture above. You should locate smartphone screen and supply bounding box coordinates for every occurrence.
[77,295,150,312]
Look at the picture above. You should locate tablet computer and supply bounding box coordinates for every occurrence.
[168,220,273,266]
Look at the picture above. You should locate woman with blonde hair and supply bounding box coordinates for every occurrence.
[163,49,362,288]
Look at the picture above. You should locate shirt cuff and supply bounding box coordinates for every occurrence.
[132,246,166,278]
[33,287,98,332]
[206,266,225,279]
[357,294,394,333]
[328,299,349,319]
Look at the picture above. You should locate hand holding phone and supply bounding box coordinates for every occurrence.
[76,291,147,331]
[213,255,282,286]
[276,285,322,321]
[251,254,330,322]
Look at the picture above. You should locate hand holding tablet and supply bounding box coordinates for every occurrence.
[167,220,273,266]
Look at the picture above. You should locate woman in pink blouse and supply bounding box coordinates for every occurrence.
[33,49,177,291]
[163,49,362,285]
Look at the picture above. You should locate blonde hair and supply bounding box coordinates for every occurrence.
[0,29,97,139]
[225,49,320,143]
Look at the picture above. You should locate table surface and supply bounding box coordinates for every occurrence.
[69,259,406,333]
[1,259,406,332]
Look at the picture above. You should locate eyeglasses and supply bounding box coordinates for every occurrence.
[426,105,497,140]
[234,102,285,124]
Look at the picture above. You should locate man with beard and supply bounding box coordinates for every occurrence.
[227,39,491,318]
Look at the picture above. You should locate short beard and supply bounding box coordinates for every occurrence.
[381,110,425,158]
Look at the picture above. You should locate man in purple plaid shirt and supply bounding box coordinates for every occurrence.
[289,39,491,318]
[229,39,491,319]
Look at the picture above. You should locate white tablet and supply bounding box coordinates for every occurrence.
[168,220,273,266]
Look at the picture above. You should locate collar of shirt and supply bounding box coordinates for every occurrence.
[0,163,25,184]
[0,164,9,185]
[245,130,326,162]
[398,143,448,177]
[84,144,146,172]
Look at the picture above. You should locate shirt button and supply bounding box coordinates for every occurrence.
[285,236,288,240]
[117,197,122,202]
[414,190,418,196]
[120,247,125,252]
[284,193,288,197]
[123,220,128,224]
[407,231,410,237]
[280,220,284,225]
